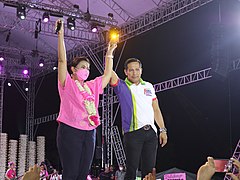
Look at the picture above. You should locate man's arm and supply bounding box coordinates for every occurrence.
[110,70,119,86]
[152,99,167,147]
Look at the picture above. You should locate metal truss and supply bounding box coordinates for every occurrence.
[0,11,103,43]
[152,0,164,7]
[0,45,56,80]
[0,0,215,78]
[0,0,118,26]
[154,67,212,92]
[100,0,132,22]
[224,139,240,180]
[230,58,240,72]
[34,113,58,125]
[26,79,36,141]
[69,0,214,56]
[0,78,5,133]
[120,0,214,41]
[111,126,126,167]
[101,85,114,166]
[46,0,89,28]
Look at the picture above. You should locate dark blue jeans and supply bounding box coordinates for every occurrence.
[123,126,158,180]
[57,122,96,180]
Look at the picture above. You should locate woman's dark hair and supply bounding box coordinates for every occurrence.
[124,58,142,70]
[68,56,90,74]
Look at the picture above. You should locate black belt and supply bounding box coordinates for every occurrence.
[143,125,151,131]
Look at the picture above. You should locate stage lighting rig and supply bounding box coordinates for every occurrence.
[38,58,44,67]
[2,0,118,30]
[108,13,114,19]
[17,4,26,20]
[42,12,50,23]
[91,24,98,33]
[67,17,76,30]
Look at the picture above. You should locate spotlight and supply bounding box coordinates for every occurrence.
[39,58,44,67]
[7,82,12,87]
[108,13,114,19]
[109,27,120,43]
[17,5,26,20]
[22,68,29,75]
[67,17,75,30]
[23,81,29,92]
[53,61,58,70]
[42,12,49,23]
[0,55,4,61]
[91,24,98,33]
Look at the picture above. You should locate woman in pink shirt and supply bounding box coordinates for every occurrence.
[5,162,16,180]
[56,19,117,180]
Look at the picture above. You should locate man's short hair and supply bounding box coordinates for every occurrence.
[124,58,142,70]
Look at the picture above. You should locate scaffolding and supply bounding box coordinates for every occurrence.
[224,139,240,180]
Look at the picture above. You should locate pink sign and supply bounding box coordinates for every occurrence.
[164,172,186,180]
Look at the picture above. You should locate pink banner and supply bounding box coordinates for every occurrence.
[164,172,186,180]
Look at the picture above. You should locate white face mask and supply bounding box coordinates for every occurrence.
[75,68,89,80]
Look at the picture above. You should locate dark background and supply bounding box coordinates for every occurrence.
[3,0,240,175]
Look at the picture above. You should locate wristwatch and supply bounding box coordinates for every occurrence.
[159,127,167,133]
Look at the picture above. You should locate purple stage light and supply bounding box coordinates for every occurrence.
[23,69,29,75]
[91,27,98,33]
[39,58,44,67]
[42,12,49,23]
[0,57,4,61]
[43,17,49,23]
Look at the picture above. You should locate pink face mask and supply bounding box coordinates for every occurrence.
[75,68,89,80]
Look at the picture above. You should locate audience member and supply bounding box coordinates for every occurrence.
[109,165,115,179]
[197,157,215,180]
[143,157,240,180]
[40,162,49,180]
[98,166,111,180]
[115,165,126,180]
[22,164,40,180]
[5,162,16,180]
[226,158,240,180]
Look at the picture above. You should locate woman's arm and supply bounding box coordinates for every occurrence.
[57,19,68,87]
[102,43,117,88]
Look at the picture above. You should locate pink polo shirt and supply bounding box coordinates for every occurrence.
[57,73,103,130]
[6,169,16,179]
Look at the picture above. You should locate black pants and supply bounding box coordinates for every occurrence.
[57,122,96,180]
[123,126,158,180]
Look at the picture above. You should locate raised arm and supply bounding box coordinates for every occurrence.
[102,43,117,88]
[57,19,68,87]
